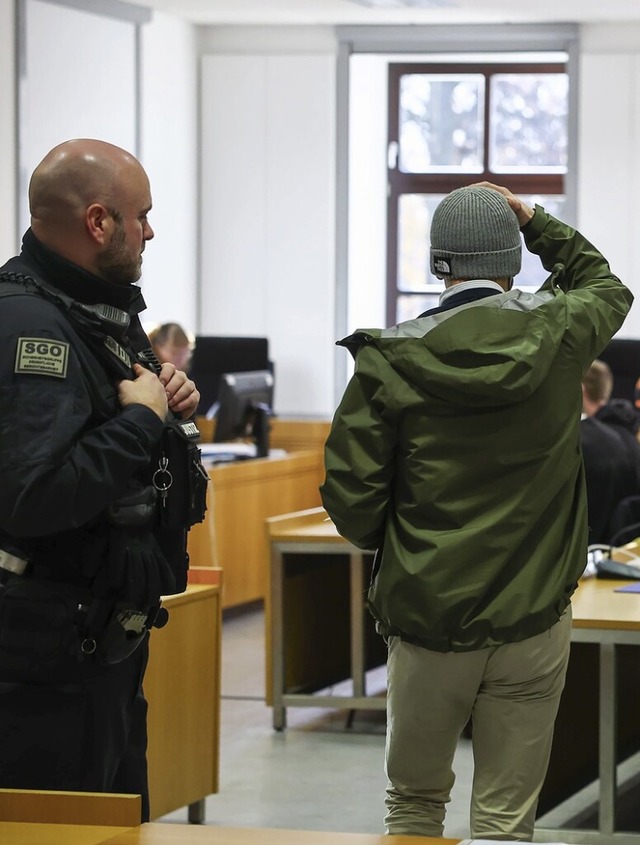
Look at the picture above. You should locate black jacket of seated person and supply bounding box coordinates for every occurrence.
[580,409,640,545]
[596,399,640,484]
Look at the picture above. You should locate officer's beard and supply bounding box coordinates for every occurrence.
[96,212,143,286]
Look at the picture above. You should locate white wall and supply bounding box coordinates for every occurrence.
[140,10,198,332]
[348,55,388,333]
[6,12,640,415]
[0,0,17,258]
[199,28,336,417]
[578,23,640,338]
[4,0,198,336]
[19,0,137,232]
[198,24,640,414]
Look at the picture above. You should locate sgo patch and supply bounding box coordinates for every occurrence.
[14,337,70,378]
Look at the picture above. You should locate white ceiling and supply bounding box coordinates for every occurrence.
[126,0,640,26]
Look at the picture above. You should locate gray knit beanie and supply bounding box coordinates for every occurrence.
[430,186,522,281]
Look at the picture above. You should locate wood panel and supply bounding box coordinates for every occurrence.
[0,821,134,845]
[0,788,140,826]
[188,451,324,608]
[102,822,461,845]
[145,583,221,819]
[194,417,331,452]
[0,821,459,845]
[269,418,331,454]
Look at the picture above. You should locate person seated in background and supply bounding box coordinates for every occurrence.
[148,322,193,372]
[584,359,640,445]
[581,359,640,544]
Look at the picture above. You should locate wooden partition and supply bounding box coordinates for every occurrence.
[0,584,222,829]
[194,416,330,453]
[188,450,324,608]
[145,578,222,820]
[0,788,141,826]
[269,418,331,454]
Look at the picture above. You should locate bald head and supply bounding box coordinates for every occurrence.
[30,139,137,227]
[28,139,154,284]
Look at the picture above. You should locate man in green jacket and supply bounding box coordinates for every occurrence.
[320,183,633,840]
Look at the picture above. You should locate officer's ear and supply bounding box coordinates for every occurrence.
[85,203,115,246]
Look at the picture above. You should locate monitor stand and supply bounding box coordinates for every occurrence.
[252,404,272,458]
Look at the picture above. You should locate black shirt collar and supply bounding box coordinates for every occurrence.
[21,228,146,316]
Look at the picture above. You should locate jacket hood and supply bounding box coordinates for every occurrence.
[339,287,568,410]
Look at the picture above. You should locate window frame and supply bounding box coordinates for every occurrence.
[387,60,568,326]
[334,24,580,406]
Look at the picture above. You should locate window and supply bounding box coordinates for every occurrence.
[387,61,569,324]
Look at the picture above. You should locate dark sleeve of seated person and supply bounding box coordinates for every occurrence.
[581,416,640,545]
[595,398,640,487]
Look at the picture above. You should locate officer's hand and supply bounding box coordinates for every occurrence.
[469,181,535,227]
[158,363,201,419]
[118,364,168,421]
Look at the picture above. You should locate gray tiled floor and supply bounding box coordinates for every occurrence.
[159,605,474,837]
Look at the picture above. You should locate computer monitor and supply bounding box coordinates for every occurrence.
[189,336,271,415]
[213,370,274,458]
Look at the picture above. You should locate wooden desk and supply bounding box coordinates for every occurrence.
[0,820,134,844]
[266,507,383,729]
[100,822,461,845]
[0,821,459,844]
[536,576,640,845]
[145,581,222,822]
[267,509,640,844]
[188,451,324,609]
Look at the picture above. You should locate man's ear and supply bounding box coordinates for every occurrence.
[85,203,113,246]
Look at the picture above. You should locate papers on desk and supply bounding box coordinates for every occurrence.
[199,443,287,466]
[198,441,256,458]
[615,582,640,593]
[200,442,256,463]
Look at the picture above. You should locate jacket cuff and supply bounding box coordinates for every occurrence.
[520,204,547,235]
[120,403,165,447]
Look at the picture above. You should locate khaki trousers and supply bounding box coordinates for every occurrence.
[384,607,572,841]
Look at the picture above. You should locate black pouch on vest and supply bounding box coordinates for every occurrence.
[0,579,86,683]
[153,418,208,530]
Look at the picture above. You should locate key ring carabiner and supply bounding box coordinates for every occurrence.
[153,456,173,492]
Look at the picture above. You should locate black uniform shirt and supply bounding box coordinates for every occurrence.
[0,230,165,565]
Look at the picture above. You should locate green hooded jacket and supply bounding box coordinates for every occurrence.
[320,206,634,652]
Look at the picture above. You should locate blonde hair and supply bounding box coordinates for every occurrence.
[148,322,191,349]
[583,359,613,405]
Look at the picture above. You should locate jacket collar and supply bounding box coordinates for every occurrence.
[418,283,503,319]
[439,279,504,306]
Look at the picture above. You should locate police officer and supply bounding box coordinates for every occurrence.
[0,139,201,821]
